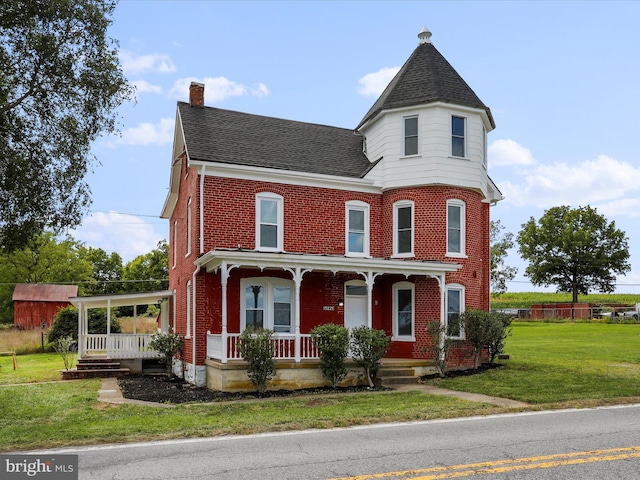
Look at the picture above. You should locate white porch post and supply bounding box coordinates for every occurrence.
[287,267,309,363]
[133,305,137,335]
[107,298,112,359]
[77,302,83,360]
[359,271,381,328]
[221,261,229,364]
[160,299,169,332]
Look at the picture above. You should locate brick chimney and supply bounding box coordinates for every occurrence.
[189,81,205,106]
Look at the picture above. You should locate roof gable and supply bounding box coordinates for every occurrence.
[178,103,372,178]
[357,36,494,130]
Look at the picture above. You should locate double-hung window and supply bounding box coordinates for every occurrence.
[446,284,465,339]
[404,116,418,156]
[186,197,192,257]
[393,201,414,257]
[241,278,293,333]
[256,193,283,251]
[446,199,466,257]
[452,116,466,157]
[393,282,414,340]
[345,201,370,256]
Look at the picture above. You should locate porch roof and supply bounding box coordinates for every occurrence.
[195,249,461,277]
[69,290,174,309]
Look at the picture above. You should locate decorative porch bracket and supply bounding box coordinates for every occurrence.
[356,271,383,328]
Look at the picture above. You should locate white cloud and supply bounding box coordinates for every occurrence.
[498,154,640,209]
[120,50,177,74]
[168,77,271,103]
[489,139,535,167]
[116,118,175,146]
[357,67,400,97]
[597,197,640,219]
[70,212,164,262]
[133,79,163,95]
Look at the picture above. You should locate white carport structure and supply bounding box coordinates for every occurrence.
[70,290,174,360]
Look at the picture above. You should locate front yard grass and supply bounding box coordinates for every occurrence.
[2,322,640,451]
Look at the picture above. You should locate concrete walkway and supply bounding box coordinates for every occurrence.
[98,377,529,408]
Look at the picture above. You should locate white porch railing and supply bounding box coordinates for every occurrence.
[82,334,161,359]
[206,333,319,362]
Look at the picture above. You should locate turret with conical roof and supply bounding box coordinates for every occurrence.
[358,27,501,204]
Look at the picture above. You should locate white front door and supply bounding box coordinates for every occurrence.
[344,281,368,330]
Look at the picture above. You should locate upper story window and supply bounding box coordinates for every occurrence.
[172,220,177,269]
[451,116,466,158]
[446,199,466,257]
[345,201,370,257]
[446,284,465,339]
[393,281,415,340]
[393,201,414,257]
[241,277,293,333]
[403,116,418,156]
[186,197,192,257]
[256,192,283,251]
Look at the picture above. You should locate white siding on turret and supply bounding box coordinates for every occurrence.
[360,103,496,199]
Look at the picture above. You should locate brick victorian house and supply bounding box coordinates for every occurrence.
[161,27,502,390]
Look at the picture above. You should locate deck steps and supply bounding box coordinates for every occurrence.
[62,359,130,380]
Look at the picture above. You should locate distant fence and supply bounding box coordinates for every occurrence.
[493,303,640,321]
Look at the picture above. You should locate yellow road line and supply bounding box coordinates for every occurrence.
[330,446,640,480]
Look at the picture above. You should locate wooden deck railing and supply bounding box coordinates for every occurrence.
[207,333,319,362]
[81,334,161,359]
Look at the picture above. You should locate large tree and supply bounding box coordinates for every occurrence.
[79,246,124,296]
[517,205,630,303]
[123,240,169,292]
[0,0,133,252]
[490,220,517,294]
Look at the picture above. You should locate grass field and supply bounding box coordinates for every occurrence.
[490,292,640,309]
[1,321,640,451]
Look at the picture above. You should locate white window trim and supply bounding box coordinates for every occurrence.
[172,220,177,269]
[186,197,192,258]
[392,281,415,341]
[446,283,465,340]
[393,200,414,258]
[345,201,370,257]
[185,280,191,339]
[403,115,419,157]
[255,192,284,252]
[446,199,466,258]
[240,277,295,334]
[451,115,467,158]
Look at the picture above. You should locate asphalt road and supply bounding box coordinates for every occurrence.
[29,403,640,479]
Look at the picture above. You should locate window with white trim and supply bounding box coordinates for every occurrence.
[393,201,414,257]
[404,116,418,156]
[256,193,283,251]
[186,280,191,338]
[393,281,414,340]
[172,220,177,268]
[446,284,465,339]
[446,199,466,256]
[345,201,370,257]
[186,197,192,257]
[241,277,293,333]
[452,115,466,157]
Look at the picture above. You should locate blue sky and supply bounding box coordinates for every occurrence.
[70,0,640,293]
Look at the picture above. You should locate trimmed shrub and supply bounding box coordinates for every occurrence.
[238,327,276,394]
[310,323,350,388]
[349,326,390,388]
[149,331,184,376]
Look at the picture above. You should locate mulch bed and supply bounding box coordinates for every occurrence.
[118,375,389,404]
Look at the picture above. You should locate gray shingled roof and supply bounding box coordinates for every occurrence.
[178,103,373,178]
[357,42,495,130]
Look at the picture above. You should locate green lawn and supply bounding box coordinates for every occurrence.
[437,322,640,404]
[2,322,640,452]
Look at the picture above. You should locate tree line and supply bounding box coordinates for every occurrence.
[0,232,168,324]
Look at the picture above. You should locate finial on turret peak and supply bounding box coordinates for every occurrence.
[418,26,432,44]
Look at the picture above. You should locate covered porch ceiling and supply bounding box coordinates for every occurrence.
[69,290,174,309]
[195,249,461,277]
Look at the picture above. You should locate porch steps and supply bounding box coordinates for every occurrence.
[376,367,420,387]
[62,359,130,380]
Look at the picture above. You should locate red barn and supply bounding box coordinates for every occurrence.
[13,284,78,330]
[161,27,503,390]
